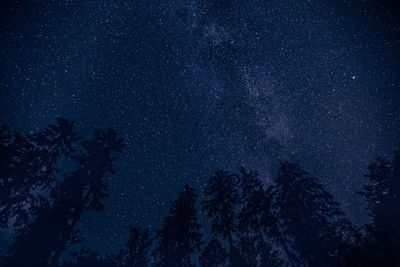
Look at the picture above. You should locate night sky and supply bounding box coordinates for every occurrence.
[1,0,400,254]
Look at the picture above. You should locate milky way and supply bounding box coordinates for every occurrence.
[1,0,400,253]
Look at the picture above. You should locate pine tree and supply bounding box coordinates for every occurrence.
[237,167,276,237]
[237,167,281,267]
[238,235,282,267]
[0,118,79,230]
[199,238,228,267]
[270,162,349,266]
[62,248,114,267]
[356,151,400,266]
[116,226,153,267]
[153,185,202,267]
[4,129,124,267]
[202,170,239,251]
[202,170,247,267]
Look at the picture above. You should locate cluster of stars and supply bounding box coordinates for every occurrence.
[1,0,399,254]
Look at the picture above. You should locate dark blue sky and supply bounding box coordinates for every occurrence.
[1,0,400,254]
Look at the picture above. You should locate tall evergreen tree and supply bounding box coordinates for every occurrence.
[116,226,153,267]
[4,129,124,267]
[237,167,278,238]
[62,248,114,267]
[238,235,282,267]
[153,185,202,267]
[202,170,246,267]
[202,170,239,251]
[237,167,265,234]
[270,162,349,266]
[356,151,400,266]
[199,238,228,267]
[0,118,79,230]
[237,167,281,267]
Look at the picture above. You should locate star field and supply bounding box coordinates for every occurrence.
[1,0,400,254]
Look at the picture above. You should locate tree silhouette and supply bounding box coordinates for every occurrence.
[237,167,265,234]
[270,162,349,266]
[354,151,400,266]
[0,118,79,231]
[238,235,282,267]
[33,117,80,157]
[236,167,281,267]
[116,226,153,267]
[153,185,202,267]
[202,170,239,250]
[199,238,228,267]
[62,248,114,267]
[202,170,248,267]
[3,117,397,267]
[3,129,124,267]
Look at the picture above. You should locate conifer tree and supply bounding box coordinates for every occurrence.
[202,170,247,267]
[62,248,113,267]
[237,167,275,237]
[153,185,202,267]
[4,129,124,267]
[356,151,400,266]
[0,118,79,230]
[238,235,282,267]
[270,162,349,266]
[116,226,153,267]
[237,167,281,267]
[199,238,228,267]
[202,170,239,251]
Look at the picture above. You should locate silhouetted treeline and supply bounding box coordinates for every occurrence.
[0,118,399,266]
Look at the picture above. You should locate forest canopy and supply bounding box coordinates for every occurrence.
[0,118,399,266]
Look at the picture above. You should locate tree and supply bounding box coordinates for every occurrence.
[236,167,281,267]
[202,170,248,267]
[116,226,153,267]
[270,162,349,266]
[62,248,114,267]
[0,118,79,231]
[199,238,228,267]
[153,185,202,267]
[4,129,124,267]
[238,235,282,267]
[202,170,240,251]
[356,151,400,266]
[237,167,265,234]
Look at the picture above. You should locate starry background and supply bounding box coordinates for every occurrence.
[1,0,400,254]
